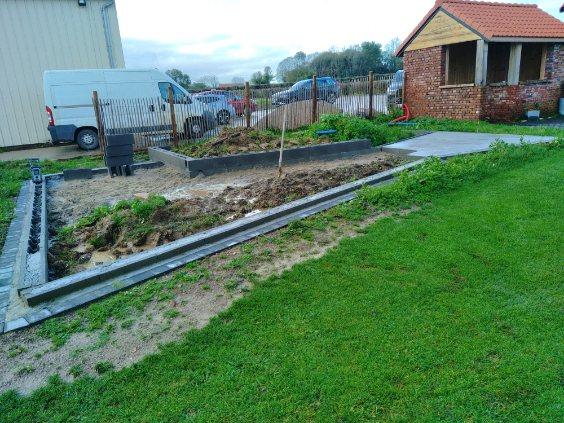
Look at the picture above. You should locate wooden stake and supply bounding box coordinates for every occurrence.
[368,71,374,119]
[92,90,106,157]
[278,105,287,178]
[311,74,317,124]
[168,86,179,147]
[244,82,251,128]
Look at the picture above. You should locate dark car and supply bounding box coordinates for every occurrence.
[201,89,257,116]
[271,77,340,106]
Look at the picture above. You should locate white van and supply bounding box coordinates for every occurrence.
[43,69,216,150]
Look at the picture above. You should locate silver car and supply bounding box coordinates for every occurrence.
[193,94,236,125]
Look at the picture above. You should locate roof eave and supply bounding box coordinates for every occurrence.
[490,36,564,43]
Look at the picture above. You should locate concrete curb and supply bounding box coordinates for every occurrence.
[20,159,424,310]
[149,139,376,177]
[0,183,30,332]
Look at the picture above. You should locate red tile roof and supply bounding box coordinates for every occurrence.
[397,0,564,56]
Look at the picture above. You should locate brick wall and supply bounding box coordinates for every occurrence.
[404,43,562,122]
[404,46,483,120]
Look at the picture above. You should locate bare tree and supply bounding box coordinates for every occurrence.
[197,75,219,88]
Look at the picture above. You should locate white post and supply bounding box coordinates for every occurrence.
[508,43,522,85]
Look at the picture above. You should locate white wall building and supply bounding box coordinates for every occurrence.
[0,0,125,148]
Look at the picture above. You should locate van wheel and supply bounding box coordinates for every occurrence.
[76,128,99,150]
[185,118,204,139]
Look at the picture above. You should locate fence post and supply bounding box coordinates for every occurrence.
[265,89,269,130]
[368,71,374,119]
[168,86,179,146]
[92,90,106,157]
[311,74,317,124]
[244,82,251,128]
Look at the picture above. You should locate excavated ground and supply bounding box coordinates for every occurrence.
[172,127,329,157]
[47,153,403,278]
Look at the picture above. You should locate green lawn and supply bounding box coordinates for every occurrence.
[1,146,562,421]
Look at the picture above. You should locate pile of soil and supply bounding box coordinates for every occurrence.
[49,156,403,278]
[173,127,326,158]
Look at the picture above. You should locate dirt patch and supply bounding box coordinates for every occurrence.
[173,126,331,157]
[0,203,415,395]
[48,155,403,278]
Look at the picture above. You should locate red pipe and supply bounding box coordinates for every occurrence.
[390,103,411,123]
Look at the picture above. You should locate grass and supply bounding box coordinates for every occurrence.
[0,156,103,251]
[410,116,563,137]
[0,142,561,421]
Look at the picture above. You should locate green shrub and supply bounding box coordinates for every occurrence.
[310,114,413,145]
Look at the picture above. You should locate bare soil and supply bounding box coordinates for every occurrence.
[48,153,403,277]
[173,127,331,157]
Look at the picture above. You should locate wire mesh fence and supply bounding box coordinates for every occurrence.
[97,72,402,150]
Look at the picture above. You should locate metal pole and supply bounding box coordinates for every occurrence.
[168,86,178,147]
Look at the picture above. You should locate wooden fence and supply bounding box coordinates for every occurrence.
[94,72,402,150]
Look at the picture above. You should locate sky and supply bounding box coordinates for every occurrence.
[115,0,563,83]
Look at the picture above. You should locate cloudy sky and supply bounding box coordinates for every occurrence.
[115,0,562,83]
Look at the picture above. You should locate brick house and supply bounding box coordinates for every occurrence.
[396,0,564,121]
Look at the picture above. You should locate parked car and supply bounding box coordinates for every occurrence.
[44,69,216,150]
[201,89,257,116]
[386,70,404,103]
[271,77,340,106]
[193,93,237,124]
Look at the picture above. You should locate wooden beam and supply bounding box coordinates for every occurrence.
[445,46,450,85]
[475,40,488,86]
[508,43,522,85]
[539,44,547,80]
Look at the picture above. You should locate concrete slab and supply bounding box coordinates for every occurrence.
[382,132,555,158]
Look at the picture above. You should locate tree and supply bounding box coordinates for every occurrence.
[284,66,314,83]
[276,51,308,82]
[250,66,274,85]
[277,41,402,82]
[165,69,191,89]
[231,76,245,85]
[382,38,403,73]
[197,75,219,88]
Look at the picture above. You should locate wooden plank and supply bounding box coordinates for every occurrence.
[406,11,481,52]
[508,43,522,85]
[539,44,547,80]
[444,46,450,84]
[475,40,488,86]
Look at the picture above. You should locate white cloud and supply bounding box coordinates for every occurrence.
[115,0,563,81]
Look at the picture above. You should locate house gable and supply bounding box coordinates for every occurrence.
[405,10,481,52]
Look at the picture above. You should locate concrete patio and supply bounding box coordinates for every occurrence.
[382,131,556,158]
